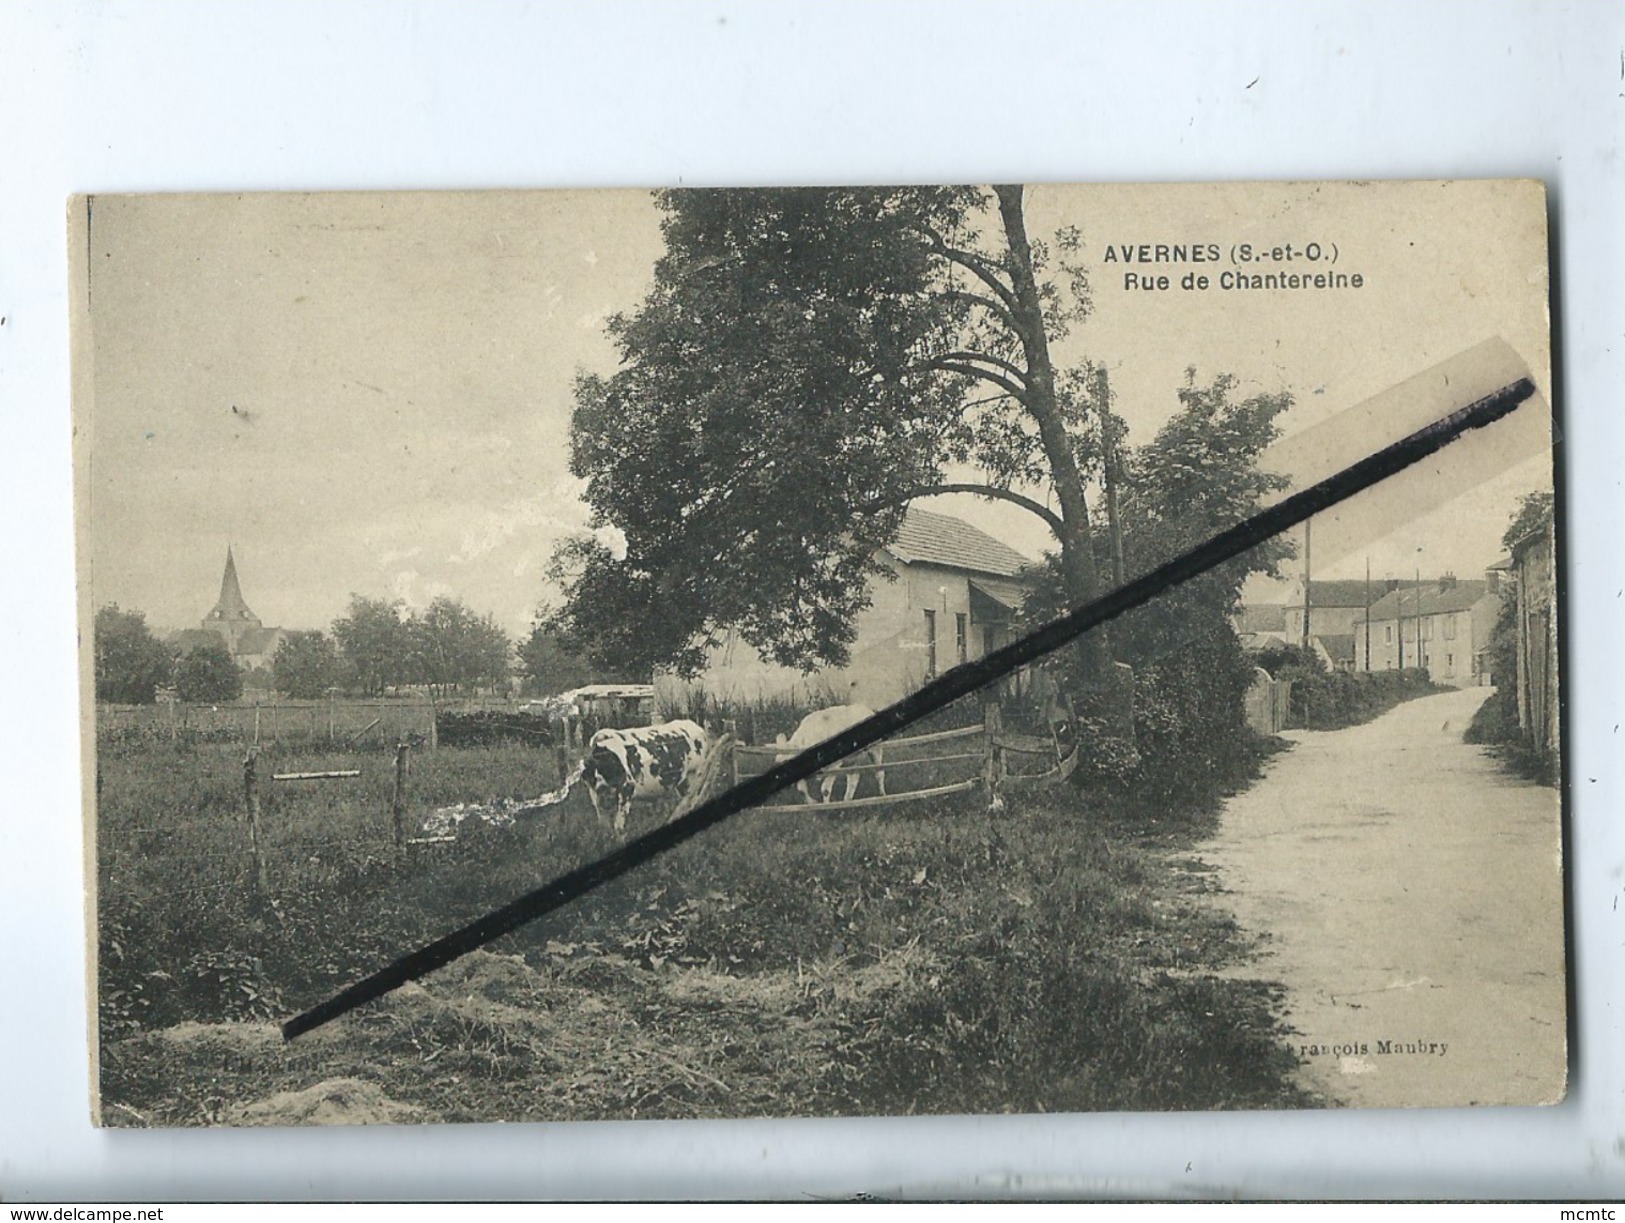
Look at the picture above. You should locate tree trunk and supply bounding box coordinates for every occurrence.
[993,185,1109,687]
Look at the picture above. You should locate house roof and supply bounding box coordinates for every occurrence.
[1236,603,1288,633]
[236,626,286,656]
[1297,579,1386,609]
[885,507,1037,578]
[1360,579,1493,623]
[1317,632,1356,662]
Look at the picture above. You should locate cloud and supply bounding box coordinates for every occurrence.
[449,480,592,565]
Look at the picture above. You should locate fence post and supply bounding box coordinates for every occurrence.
[426,697,438,752]
[982,702,1005,810]
[554,744,570,791]
[243,747,270,899]
[392,740,410,851]
[327,691,336,742]
[253,702,261,746]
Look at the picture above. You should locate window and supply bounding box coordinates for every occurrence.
[1443,614,1457,640]
[923,610,938,677]
[1421,618,1432,641]
[1384,625,1393,644]
[955,613,968,666]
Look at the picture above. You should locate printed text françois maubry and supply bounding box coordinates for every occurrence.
[1298,1039,1449,1059]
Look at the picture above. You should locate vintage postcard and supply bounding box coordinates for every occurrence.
[74,181,1562,1126]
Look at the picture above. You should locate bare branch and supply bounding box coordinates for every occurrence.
[930,360,1029,404]
[934,349,1030,387]
[941,289,1021,338]
[934,245,1021,313]
[858,482,1064,540]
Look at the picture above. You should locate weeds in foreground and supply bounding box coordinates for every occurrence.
[97,733,1310,1122]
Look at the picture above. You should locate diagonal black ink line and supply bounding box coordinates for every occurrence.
[282,376,1535,1041]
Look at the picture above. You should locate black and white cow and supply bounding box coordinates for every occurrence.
[775,705,886,804]
[582,720,709,836]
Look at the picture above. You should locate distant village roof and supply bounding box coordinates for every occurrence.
[1360,579,1493,623]
[236,626,285,656]
[1236,604,1288,633]
[1297,579,1389,609]
[1317,633,1356,663]
[886,507,1036,579]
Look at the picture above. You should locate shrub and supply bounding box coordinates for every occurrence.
[1286,666,1438,730]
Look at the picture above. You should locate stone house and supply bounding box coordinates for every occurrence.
[656,507,1038,712]
[1351,576,1499,686]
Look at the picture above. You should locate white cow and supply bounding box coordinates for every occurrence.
[776,705,887,804]
[582,720,709,836]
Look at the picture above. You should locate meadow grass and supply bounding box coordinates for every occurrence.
[95,730,1312,1122]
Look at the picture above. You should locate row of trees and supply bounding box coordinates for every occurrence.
[94,607,247,705]
[96,595,596,705]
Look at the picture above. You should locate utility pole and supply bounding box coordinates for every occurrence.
[1415,564,1424,675]
[1397,574,1405,670]
[1301,518,1313,652]
[1363,557,1372,672]
[1095,366,1125,589]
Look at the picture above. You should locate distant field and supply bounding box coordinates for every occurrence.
[94,732,1313,1124]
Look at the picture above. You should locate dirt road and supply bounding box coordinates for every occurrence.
[1202,686,1566,1107]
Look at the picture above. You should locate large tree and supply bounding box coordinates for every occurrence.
[517,618,598,696]
[1020,374,1294,791]
[94,605,174,705]
[272,630,344,699]
[173,637,244,703]
[332,595,411,696]
[553,185,1107,682]
[407,597,512,697]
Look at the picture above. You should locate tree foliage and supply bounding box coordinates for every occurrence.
[329,593,512,696]
[272,630,344,699]
[1020,373,1294,793]
[94,605,174,705]
[409,596,512,696]
[517,618,599,696]
[552,185,1107,679]
[332,595,411,696]
[1501,489,1554,552]
[173,636,244,703]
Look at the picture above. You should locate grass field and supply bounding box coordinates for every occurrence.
[94,724,1315,1126]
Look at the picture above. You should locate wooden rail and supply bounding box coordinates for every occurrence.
[734,751,984,779]
[732,722,984,758]
[751,777,979,811]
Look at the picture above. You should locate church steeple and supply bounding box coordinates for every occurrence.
[206,546,261,632]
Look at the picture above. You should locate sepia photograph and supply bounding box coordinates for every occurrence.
[75,180,1562,1128]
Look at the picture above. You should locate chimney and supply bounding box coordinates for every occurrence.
[1439,572,1457,592]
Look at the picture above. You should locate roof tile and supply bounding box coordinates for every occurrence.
[886,508,1038,578]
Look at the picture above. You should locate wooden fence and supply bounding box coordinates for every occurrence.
[727,704,1077,812]
[98,697,438,748]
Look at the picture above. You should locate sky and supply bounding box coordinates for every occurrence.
[81,182,1552,638]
